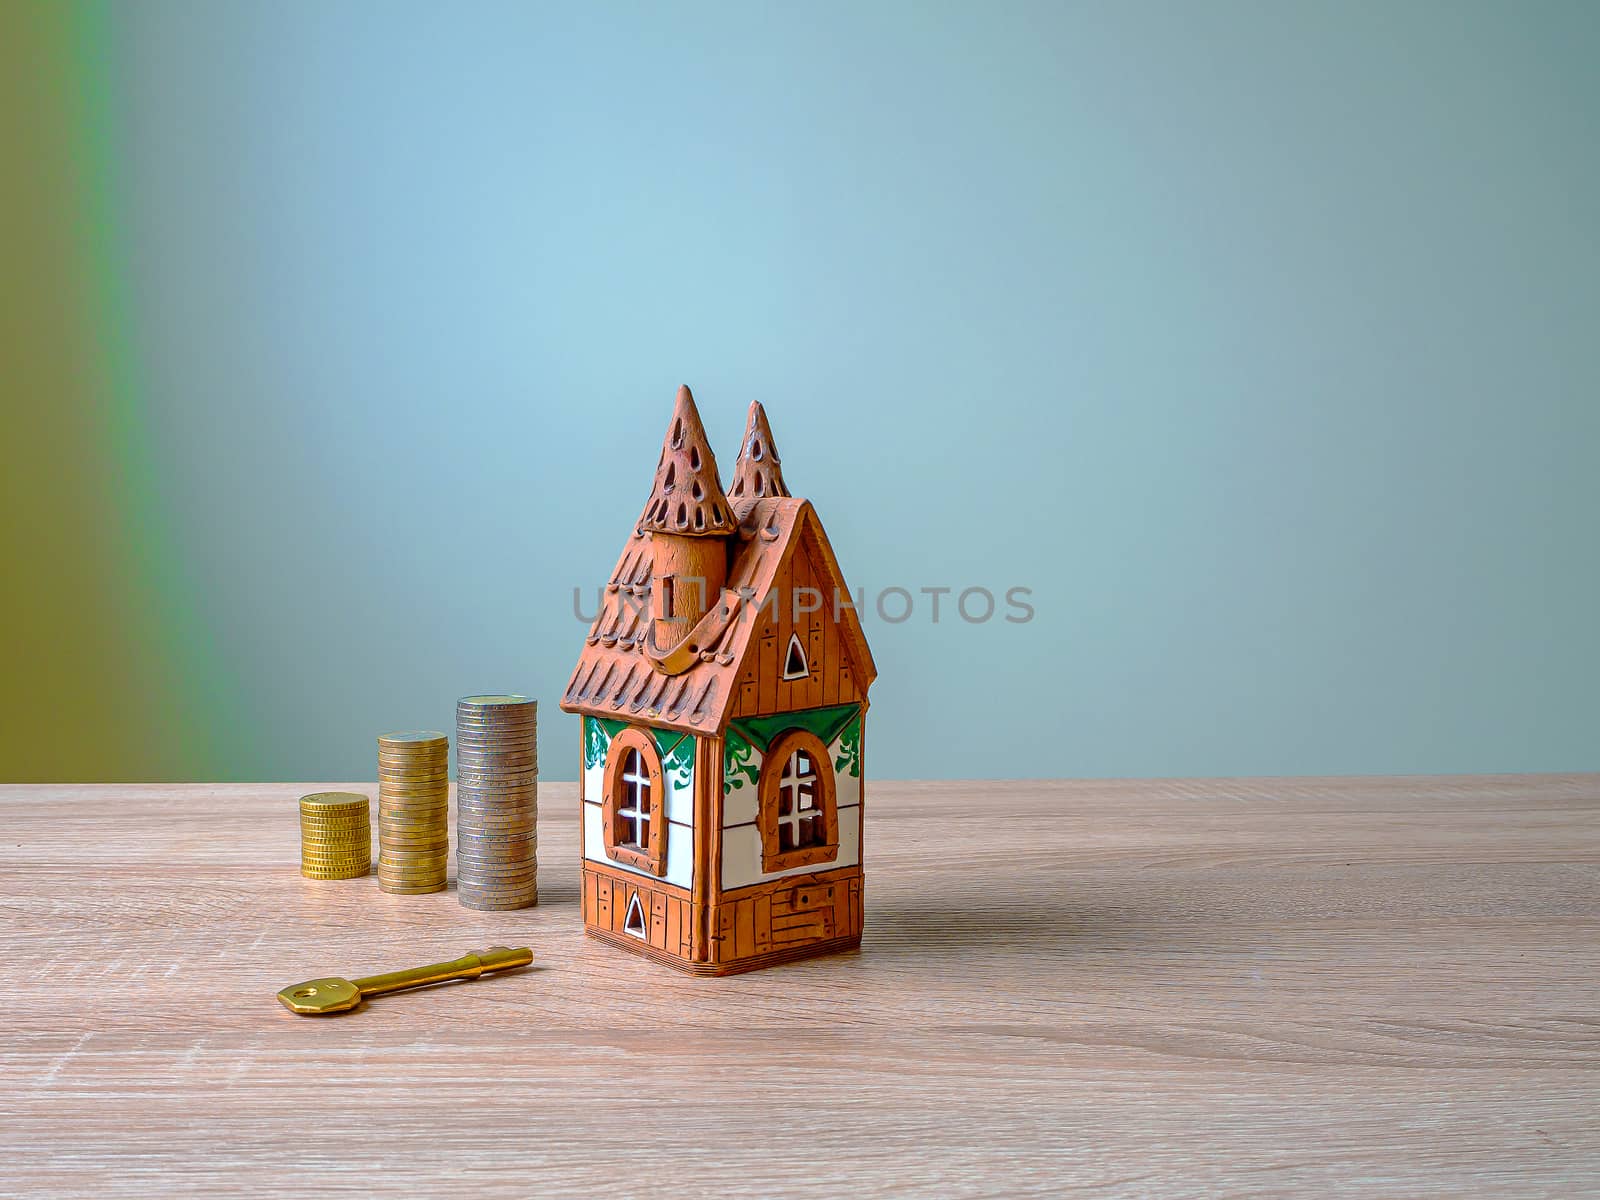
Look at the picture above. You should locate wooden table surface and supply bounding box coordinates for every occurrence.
[4,776,1597,1197]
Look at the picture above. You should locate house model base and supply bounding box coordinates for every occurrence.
[561,386,877,975]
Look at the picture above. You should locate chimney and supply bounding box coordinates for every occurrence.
[638,385,733,657]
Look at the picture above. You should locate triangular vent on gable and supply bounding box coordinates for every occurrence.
[782,632,808,680]
[623,892,647,939]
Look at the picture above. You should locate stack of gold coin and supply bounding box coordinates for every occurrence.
[299,792,372,879]
[376,730,449,895]
[455,695,537,911]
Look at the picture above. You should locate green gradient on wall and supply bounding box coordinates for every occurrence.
[0,2,235,781]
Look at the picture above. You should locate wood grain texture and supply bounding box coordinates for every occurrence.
[3,775,1597,1198]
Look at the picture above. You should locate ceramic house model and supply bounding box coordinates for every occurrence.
[561,386,876,975]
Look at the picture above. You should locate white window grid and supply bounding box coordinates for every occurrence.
[618,748,651,848]
[776,749,822,851]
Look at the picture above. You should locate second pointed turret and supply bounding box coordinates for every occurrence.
[727,400,791,522]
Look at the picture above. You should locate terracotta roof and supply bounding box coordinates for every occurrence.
[638,385,737,537]
[560,497,876,735]
[727,400,790,523]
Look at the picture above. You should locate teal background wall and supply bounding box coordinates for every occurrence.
[5,0,1597,781]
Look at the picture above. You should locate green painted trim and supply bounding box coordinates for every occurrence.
[587,717,690,779]
[651,726,688,760]
[663,735,694,790]
[834,714,862,778]
[722,728,760,795]
[582,715,627,770]
[730,703,861,754]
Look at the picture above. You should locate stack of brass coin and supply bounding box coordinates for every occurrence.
[299,792,372,880]
[455,695,538,910]
[376,730,450,895]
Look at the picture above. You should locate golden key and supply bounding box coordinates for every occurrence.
[276,946,533,1015]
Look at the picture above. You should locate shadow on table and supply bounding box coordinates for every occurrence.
[864,895,1165,960]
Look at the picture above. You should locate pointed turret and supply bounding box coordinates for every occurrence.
[727,400,791,522]
[639,385,736,536]
[641,385,732,658]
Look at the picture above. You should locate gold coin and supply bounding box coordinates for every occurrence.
[299,791,370,808]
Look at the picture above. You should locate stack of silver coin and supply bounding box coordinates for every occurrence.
[455,695,538,910]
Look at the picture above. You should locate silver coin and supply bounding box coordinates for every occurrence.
[456,851,537,867]
[457,862,537,874]
[455,813,536,828]
[456,877,539,892]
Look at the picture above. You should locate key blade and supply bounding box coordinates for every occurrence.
[277,977,363,1015]
[352,947,534,997]
[478,946,534,972]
